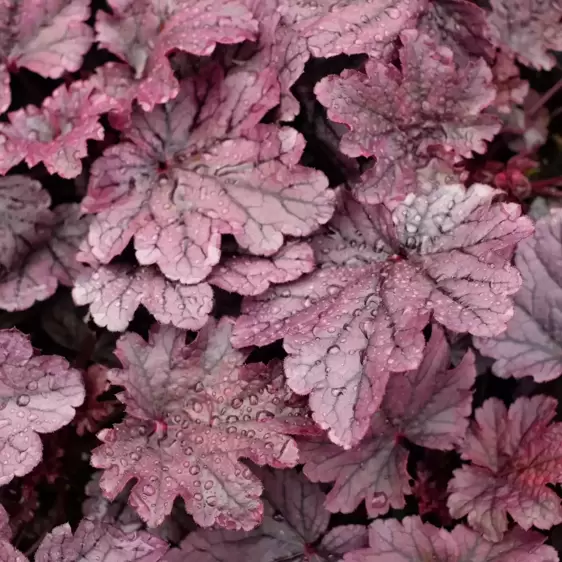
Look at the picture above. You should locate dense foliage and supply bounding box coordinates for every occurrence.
[2,0,562,560]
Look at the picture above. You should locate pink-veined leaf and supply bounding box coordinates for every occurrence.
[80,63,333,283]
[474,211,562,382]
[277,0,426,59]
[488,0,562,70]
[95,0,258,111]
[0,175,53,271]
[165,468,367,562]
[417,0,494,64]
[0,204,91,312]
[299,325,475,517]
[34,518,168,562]
[315,30,500,203]
[448,395,562,541]
[343,516,558,562]
[0,329,84,485]
[208,241,315,296]
[0,78,113,178]
[0,0,93,114]
[72,264,213,332]
[91,318,317,530]
[233,185,532,447]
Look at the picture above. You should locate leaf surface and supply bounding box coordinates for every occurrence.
[448,395,562,540]
[91,318,316,529]
[0,329,84,485]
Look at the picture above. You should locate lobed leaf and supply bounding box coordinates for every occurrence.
[315,30,500,203]
[233,185,532,447]
[448,395,562,540]
[0,204,91,312]
[0,0,93,113]
[91,318,317,529]
[300,325,475,516]
[80,64,333,283]
[96,0,258,111]
[474,211,562,381]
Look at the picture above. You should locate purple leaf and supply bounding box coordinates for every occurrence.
[0,78,113,178]
[277,0,425,59]
[343,516,558,562]
[0,175,53,271]
[488,0,562,70]
[91,318,317,529]
[80,64,333,283]
[0,329,84,485]
[208,241,315,296]
[34,518,168,562]
[72,264,213,332]
[0,0,93,113]
[233,185,532,447]
[0,204,91,311]
[417,0,494,64]
[448,395,562,541]
[474,211,562,382]
[166,468,367,562]
[300,325,475,517]
[315,30,500,203]
[96,0,258,111]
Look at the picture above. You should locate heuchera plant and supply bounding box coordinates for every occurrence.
[1,0,562,560]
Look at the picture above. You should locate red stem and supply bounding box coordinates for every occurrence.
[528,77,562,116]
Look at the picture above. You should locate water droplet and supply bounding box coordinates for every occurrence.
[130,452,140,461]
[26,381,38,392]
[143,484,155,496]
[231,397,243,409]
[16,394,30,407]
[189,465,201,475]
[370,492,388,509]
[327,345,340,355]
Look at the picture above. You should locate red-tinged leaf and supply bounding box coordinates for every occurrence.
[448,395,562,541]
[74,365,118,436]
[96,0,257,111]
[315,30,499,203]
[0,175,53,271]
[488,0,562,70]
[233,185,532,447]
[0,0,93,113]
[80,64,333,283]
[0,329,84,485]
[474,211,562,382]
[91,318,316,529]
[208,242,315,296]
[300,325,475,517]
[0,204,91,311]
[417,0,494,64]
[277,0,426,59]
[165,468,367,562]
[491,51,529,114]
[0,78,112,178]
[343,516,558,562]
[34,518,168,562]
[72,264,213,332]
